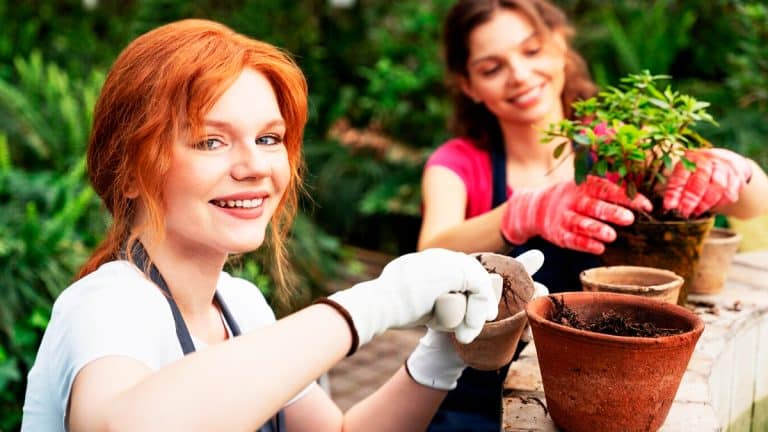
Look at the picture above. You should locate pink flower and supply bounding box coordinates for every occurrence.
[593,122,614,137]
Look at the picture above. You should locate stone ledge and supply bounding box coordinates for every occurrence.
[503,251,768,432]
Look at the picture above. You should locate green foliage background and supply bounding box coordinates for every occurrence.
[1,0,766,428]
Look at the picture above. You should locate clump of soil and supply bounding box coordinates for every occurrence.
[549,296,684,337]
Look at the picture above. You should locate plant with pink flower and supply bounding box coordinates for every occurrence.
[545,70,717,220]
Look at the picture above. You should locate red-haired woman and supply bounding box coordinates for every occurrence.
[420,0,768,430]
[22,19,542,432]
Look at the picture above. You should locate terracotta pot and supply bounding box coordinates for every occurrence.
[525,292,704,432]
[450,252,534,371]
[580,265,683,304]
[602,216,714,305]
[690,227,742,295]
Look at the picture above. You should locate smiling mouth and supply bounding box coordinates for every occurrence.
[211,198,264,209]
[507,83,544,104]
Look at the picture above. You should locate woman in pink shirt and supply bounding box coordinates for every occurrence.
[419,1,768,430]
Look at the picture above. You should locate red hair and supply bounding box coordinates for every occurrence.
[80,19,308,300]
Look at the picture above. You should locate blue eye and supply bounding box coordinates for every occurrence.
[195,138,224,151]
[256,134,284,146]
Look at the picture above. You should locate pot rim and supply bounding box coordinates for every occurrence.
[632,216,714,227]
[484,309,526,328]
[705,227,743,245]
[525,292,704,345]
[580,266,683,293]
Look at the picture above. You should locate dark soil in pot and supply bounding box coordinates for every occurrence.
[549,295,684,337]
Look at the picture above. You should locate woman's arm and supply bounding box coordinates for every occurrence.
[418,165,508,252]
[69,304,351,431]
[68,249,497,432]
[716,158,768,218]
[285,366,446,432]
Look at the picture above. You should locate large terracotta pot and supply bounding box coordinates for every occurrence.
[602,216,714,305]
[525,292,704,432]
[690,227,742,295]
[580,265,683,304]
[450,252,534,371]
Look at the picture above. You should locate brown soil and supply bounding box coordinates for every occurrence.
[549,296,684,337]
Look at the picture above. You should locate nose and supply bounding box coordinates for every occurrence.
[230,142,270,180]
[506,55,532,86]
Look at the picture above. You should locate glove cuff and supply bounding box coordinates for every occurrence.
[313,298,359,356]
[405,331,466,391]
[500,196,529,246]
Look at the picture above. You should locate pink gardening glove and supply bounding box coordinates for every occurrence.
[663,148,753,218]
[501,175,653,254]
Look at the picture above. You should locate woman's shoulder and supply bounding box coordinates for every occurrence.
[427,137,490,168]
[431,136,488,158]
[37,261,177,375]
[55,261,164,312]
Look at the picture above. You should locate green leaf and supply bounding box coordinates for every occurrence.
[663,154,674,171]
[617,165,628,178]
[595,159,608,176]
[681,157,697,171]
[574,156,588,185]
[553,142,567,158]
[573,133,592,147]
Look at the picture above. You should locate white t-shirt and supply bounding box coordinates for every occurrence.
[22,260,311,431]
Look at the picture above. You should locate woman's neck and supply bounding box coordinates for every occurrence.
[141,237,230,345]
[499,119,563,167]
[139,236,227,318]
[498,113,574,187]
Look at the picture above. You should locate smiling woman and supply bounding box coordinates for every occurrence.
[158,69,291,261]
[20,18,541,432]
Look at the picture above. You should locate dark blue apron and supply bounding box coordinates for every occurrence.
[427,143,598,431]
[130,242,286,432]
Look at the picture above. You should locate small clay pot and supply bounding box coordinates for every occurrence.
[450,252,534,371]
[602,216,714,305]
[526,292,704,432]
[690,227,742,295]
[580,265,683,304]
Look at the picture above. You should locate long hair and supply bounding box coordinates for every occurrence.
[442,0,597,146]
[79,19,308,302]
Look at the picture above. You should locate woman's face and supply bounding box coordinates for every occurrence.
[153,68,290,258]
[460,8,567,126]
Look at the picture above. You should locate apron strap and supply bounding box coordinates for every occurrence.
[490,143,508,208]
[127,242,283,431]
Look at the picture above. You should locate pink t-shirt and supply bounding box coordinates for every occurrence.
[424,137,510,218]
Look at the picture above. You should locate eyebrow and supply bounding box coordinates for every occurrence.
[203,118,286,132]
[468,32,539,67]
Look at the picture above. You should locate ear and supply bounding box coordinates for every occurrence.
[459,75,482,104]
[124,182,139,199]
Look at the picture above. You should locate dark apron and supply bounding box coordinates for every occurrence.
[130,242,286,432]
[427,143,598,432]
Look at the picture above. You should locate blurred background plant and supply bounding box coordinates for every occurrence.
[1,0,766,428]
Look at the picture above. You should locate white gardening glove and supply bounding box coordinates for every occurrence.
[406,250,547,390]
[323,248,497,355]
[405,330,465,390]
